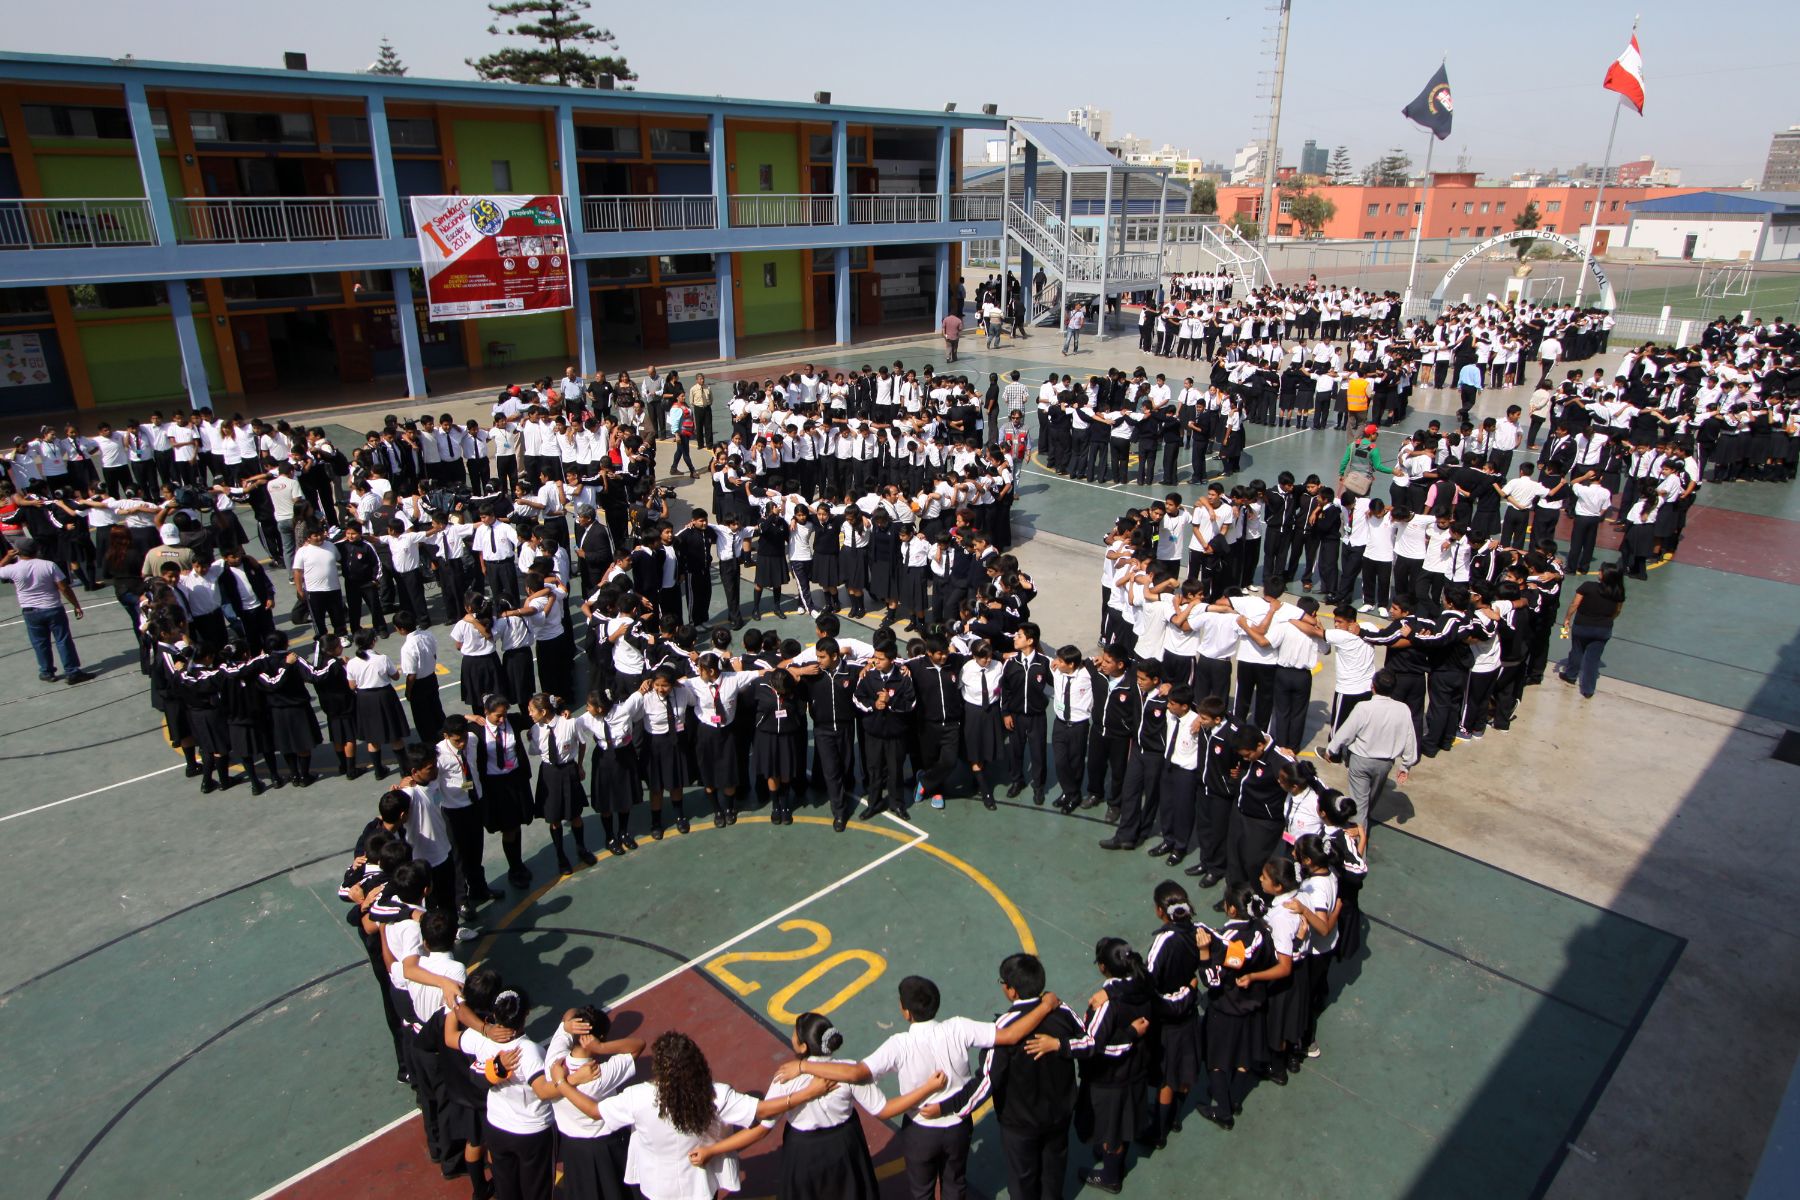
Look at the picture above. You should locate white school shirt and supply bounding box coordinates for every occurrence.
[293,543,342,591]
[1269,619,1321,671]
[760,1060,890,1131]
[1324,627,1375,695]
[346,652,399,690]
[460,1029,553,1135]
[1052,668,1093,724]
[1227,596,1298,666]
[958,657,1007,708]
[1297,871,1341,955]
[450,618,495,659]
[544,1029,637,1138]
[1163,711,1203,769]
[578,694,642,749]
[859,1016,997,1128]
[404,949,466,1026]
[1570,482,1611,518]
[596,1081,762,1200]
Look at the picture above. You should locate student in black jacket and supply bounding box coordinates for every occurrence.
[967,954,1085,1200]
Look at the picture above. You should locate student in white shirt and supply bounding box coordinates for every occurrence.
[1323,605,1377,732]
[775,974,1061,1200]
[542,1006,646,1200]
[687,1013,947,1198]
[445,987,561,1200]
[595,1030,833,1200]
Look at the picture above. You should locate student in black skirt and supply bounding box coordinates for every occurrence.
[253,631,320,786]
[304,636,360,778]
[685,652,763,826]
[494,609,538,733]
[471,694,536,889]
[1195,884,1283,1130]
[1025,937,1154,1195]
[452,595,505,717]
[1320,791,1368,962]
[688,1012,946,1200]
[838,505,871,617]
[1256,856,1309,1084]
[444,985,559,1200]
[220,640,282,793]
[751,667,807,824]
[432,966,502,1195]
[810,503,842,613]
[867,511,901,628]
[1145,880,1204,1149]
[751,506,789,618]
[638,668,694,839]
[577,688,644,856]
[179,645,236,793]
[898,525,932,629]
[543,1005,646,1200]
[347,630,412,780]
[526,692,596,876]
[1290,832,1345,1060]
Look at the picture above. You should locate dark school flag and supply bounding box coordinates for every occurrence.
[1402,65,1454,140]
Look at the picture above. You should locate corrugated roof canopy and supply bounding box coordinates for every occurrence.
[1011,120,1167,174]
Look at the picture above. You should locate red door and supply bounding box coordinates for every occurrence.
[639,288,670,351]
[233,316,278,392]
[857,274,883,326]
[813,274,834,332]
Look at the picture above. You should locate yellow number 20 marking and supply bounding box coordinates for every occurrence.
[705,919,887,1022]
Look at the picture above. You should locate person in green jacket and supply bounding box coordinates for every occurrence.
[1338,426,1389,477]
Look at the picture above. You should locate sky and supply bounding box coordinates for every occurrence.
[10,0,1794,184]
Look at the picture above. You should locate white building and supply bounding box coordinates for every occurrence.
[1624,191,1800,261]
[1230,141,1264,185]
[1067,105,1112,144]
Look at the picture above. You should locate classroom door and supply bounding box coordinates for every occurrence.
[639,287,670,351]
[812,274,835,332]
[1591,229,1610,257]
[857,274,882,326]
[232,315,278,392]
[332,310,374,383]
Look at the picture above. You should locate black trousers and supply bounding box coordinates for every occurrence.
[346,581,387,633]
[1116,747,1164,844]
[718,559,743,624]
[1424,666,1468,751]
[1390,670,1427,741]
[1159,765,1199,853]
[917,719,961,796]
[443,801,496,905]
[1007,711,1048,792]
[864,734,907,812]
[1269,665,1312,750]
[1090,734,1131,806]
[1226,810,1284,889]
[1193,655,1232,705]
[1001,1122,1071,1200]
[482,558,521,606]
[903,1118,973,1200]
[814,728,855,820]
[305,589,348,638]
[1195,787,1232,874]
[1051,719,1089,798]
[1234,662,1276,731]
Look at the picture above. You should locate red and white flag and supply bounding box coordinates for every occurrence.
[1603,33,1645,114]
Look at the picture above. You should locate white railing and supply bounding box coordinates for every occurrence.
[1122,214,1221,244]
[177,196,388,243]
[950,194,1004,222]
[582,194,717,233]
[1005,201,1069,270]
[0,198,157,250]
[849,193,940,224]
[729,194,836,227]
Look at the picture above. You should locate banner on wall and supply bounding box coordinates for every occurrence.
[408,195,572,321]
[0,332,51,389]
[666,283,718,324]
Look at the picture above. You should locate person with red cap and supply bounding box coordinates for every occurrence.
[1337,428,1388,502]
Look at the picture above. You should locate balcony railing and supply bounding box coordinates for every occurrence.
[583,194,718,233]
[950,194,1005,222]
[0,198,157,250]
[849,193,940,224]
[176,197,388,244]
[729,194,836,228]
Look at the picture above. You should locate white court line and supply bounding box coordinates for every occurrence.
[0,764,187,824]
[1021,467,1162,505]
[247,815,931,1200]
[1244,424,1328,452]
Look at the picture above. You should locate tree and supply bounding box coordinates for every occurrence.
[1365,149,1413,187]
[1512,200,1541,260]
[1187,177,1218,216]
[1228,214,1259,241]
[1328,145,1353,184]
[1287,189,1337,237]
[468,0,636,88]
[368,38,408,76]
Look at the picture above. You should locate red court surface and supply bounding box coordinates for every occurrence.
[274,969,904,1200]
[1673,507,1800,584]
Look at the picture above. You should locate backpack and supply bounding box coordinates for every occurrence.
[1339,445,1375,497]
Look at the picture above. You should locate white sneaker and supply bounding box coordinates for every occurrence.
[455,927,479,943]
[1305,1042,1321,1059]
[1357,603,1373,613]
[1376,607,1390,618]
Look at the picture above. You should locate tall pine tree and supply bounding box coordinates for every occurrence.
[1328,145,1353,184]
[369,38,407,77]
[468,0,636,88]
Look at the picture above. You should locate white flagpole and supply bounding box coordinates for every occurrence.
[1572,98,1622,309]
[1402,131,1437,315]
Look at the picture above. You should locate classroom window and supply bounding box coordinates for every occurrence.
[188,111,315,145]
[1362,230,1375,239]
[22,104,133,140]
[1459,226,1469,236]
[328,116,371,146]
[1366,204,1379,217]
[1463,201,1473,214]
[386,118,438,149]
[68,281,166,310]
[577,124,640,155]
[590,257,650,283]
[648,127,709,157]
[1496,201,1507,214]
[657,253,715,279]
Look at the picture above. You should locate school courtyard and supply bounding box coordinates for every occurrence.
[2,326,1797,1200]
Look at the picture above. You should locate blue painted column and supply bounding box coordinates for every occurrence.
[122,81,176,246]
[557,105,596,376]
[1019,142,1038,308]
[716,255,737,361]
[709,111,729,230]
[834,246,852,346]
[166,279,211,410]
[367,93,405,239]
[390,269,428,399]
[833,119,850,226]
[935,126,954,326]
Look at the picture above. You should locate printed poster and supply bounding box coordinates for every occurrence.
[409,195,572,321]
[666,283,718,324]
[0,332,51,389]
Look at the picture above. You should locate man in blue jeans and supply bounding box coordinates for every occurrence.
[0,539,92,684]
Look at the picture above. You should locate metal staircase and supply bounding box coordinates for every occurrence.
[1003,201,1161,300]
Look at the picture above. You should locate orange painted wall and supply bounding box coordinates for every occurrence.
[1218,182,1724,241]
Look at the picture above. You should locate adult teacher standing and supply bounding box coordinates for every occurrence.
[1,538,92,684]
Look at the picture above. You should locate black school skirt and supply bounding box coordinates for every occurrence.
[640,730,688,792]
[557,1128,631,1200]
[502,647,537,706]
[755,551,789,589]
[227,718,267,760]
[838,545,869,591]
[869,553,899,602]
[483,766,534,832]
[162,694,193,744]
[1335,874,1365,961]
[753,727,804,782]
[1157,1014,1205,1092]
[587,742,641,814]
[780,1118,880,1200]
[1265,964,1310,1050]
[267,704,320,754]
[693,722,739,792]
[1075,1075,1148,1148]
[1202,1006,1262,1075]
[354,687,411,744]
[535,758,586,822]
[535,634,574,705]
[812,548,841,589]
[460,652,503,713]
[899,564,929,614]
[962,705,1002,765]
[189,705,230,756]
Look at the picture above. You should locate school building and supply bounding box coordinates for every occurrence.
[0,53,1006,416]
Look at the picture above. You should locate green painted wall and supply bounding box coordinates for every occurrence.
[472,312,567,367]
[451,120,551,195]
[36,154,146,198]
[737,250,802,337]
[80,317,222,407]
[733,130,798,195]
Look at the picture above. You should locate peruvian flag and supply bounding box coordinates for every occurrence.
[1603,34,1645,114]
